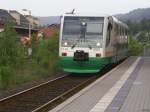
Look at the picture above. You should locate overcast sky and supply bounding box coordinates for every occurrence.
[1,0,150,16]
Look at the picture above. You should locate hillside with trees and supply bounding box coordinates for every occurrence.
[116,8,150,22]
[126,18,150,56]
[115,7,150,55]
[126,19,150,35]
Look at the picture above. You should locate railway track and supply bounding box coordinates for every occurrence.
[0,74,98,112]
[0,59,125,112]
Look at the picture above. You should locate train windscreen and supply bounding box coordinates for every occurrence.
[62,16,104,48]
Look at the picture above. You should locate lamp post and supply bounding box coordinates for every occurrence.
[22,9,32,56]
[22,9,31,39]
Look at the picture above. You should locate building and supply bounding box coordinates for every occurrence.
[25,15,40,28]
[0,9,16,32]
[0,20,4,32]
[0,20,4,27]
[0,9,39,36]
[0,9,16,26]
[38,24,59,39]
[9,10,29,27]
[48,24,60,30]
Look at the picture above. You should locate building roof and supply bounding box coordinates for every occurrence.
[39,27,58,38]
[25,15,38,20]
[48,24,60,29]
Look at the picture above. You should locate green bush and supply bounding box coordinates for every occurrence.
[31,33,60,75]
[0,66,15,89]
[0,23,25,89]
[0,23,25,67]
[0,24,60,90]
[128,36,144,56]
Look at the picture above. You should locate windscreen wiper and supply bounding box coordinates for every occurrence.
[71,38,80,49]
[71,43,77,49]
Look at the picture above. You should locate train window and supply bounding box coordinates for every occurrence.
[125,29,128,40]
[86,23,103,35]
[62,16,104,48]
[124,28,126,36]
[63,16,104,37]
[120,27,122,37]
[125,29,127,37]
[115,24,118,37]
[106,23,112,46]
[114,23,118,35]
[63,21,81,35]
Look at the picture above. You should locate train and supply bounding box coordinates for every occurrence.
[59,13,129,73]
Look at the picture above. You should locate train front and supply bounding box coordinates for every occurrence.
[59,14,106,73]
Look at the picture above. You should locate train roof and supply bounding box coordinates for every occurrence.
[63,13,128,29]
[63,12,110,17]
[112,16,128,29]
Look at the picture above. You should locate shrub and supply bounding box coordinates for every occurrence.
[0,23,25,89]
[0,66,14,89]
[0,23,25,67]
[0,24,60,90]
[128,36,144,56]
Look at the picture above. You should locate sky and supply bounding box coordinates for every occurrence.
[1,0,150,16]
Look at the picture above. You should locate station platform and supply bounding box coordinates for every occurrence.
[50,56,150,112]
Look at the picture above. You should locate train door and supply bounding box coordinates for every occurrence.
[105,17,114,60]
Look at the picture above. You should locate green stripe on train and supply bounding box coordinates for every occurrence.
[59,57,112,73]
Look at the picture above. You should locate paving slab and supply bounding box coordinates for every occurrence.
[50,57,137,112]
[119,57,150,112]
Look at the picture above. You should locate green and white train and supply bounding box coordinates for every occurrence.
[59,13,129,73]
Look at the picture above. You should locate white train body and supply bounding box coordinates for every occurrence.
[59,13,128,73]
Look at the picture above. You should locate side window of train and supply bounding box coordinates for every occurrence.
[106,23,112,47]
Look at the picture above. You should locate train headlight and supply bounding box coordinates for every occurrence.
[96,43,100,47]
[82,22,86,26]
[64,42,68,46]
